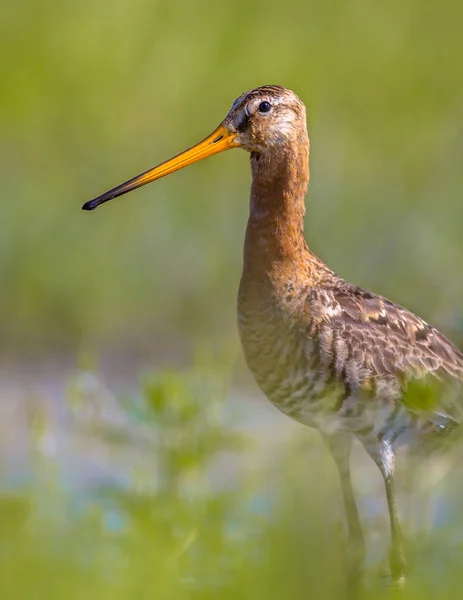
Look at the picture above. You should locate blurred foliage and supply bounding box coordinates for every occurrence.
[0,0,462,361]
[1,367,463,599]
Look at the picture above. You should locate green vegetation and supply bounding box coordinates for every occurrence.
[1,0,463,597]
[1,367,463,599]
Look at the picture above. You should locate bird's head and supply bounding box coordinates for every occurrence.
[224,85,306,154]
[82,85,306,211]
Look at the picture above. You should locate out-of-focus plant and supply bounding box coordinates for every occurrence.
[2,365,463,599]
[0,365,257,599]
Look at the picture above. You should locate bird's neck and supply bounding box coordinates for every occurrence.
[243,135,310,272]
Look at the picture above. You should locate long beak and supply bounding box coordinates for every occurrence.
[82,123,238,211]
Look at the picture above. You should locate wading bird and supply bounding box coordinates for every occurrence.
[83,86,463,587]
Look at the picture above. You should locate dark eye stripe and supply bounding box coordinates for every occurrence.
[236,111,249,133]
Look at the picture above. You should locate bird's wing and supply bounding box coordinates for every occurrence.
[306,281,463,419]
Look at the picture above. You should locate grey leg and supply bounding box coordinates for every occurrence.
[360,435,406,586]
[323,432,365,591]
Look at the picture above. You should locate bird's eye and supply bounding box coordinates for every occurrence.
[258,101,272,114]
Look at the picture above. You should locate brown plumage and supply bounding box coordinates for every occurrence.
[83,85,463,587]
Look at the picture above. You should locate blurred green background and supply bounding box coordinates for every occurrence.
[2,0,463,362]
[1,0,463,598]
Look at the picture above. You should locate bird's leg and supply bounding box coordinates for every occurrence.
[360,435,406,587]
[322,432,365,591]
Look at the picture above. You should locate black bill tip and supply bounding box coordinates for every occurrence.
[82,200,98,211]
[82,178,139,211]
[82,193,115,211]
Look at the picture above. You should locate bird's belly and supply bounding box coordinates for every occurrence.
[237,307,413,437]
[237,310,344,429]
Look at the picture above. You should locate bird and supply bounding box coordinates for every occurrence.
[83,85,463,587]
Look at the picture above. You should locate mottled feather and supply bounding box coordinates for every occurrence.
[310,280,463,383]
